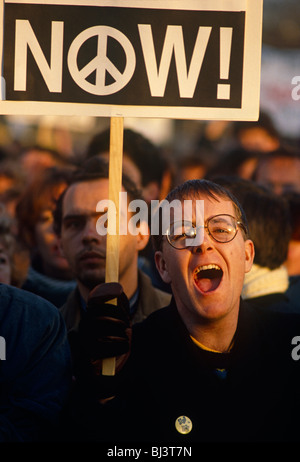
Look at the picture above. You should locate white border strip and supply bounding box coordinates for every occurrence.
[4,0,247,11]
[0,101,260,121]
[241,0,263,117]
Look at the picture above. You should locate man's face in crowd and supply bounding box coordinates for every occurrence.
[0,243,11,285]
[255,157,300,195]
[238,127,279,153]
[155,194,254,329]
[59,178,148,295]
[35,183,72,279]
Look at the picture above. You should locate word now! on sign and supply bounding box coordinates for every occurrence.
[14,22,233,100]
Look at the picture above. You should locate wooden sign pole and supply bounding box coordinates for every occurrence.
[102,116,124,376]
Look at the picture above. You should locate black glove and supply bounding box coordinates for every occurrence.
[73,282,132,400]
[80,282,131,360]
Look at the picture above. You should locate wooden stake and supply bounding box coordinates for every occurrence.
[102,116,124,376]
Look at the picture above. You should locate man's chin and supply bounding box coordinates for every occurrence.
[79,276,105,291]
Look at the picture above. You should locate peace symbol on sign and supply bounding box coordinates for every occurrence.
[68,25,136,95]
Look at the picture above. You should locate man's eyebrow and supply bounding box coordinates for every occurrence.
[62,211,105,221]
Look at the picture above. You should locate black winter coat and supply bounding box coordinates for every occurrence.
[68,298,300,443]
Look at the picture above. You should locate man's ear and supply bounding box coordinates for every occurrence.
[244,239,255,273]
[136,221,150,251]
[154,250,172,284]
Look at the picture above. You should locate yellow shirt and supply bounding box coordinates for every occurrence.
[190,336,234,378]
[190,335,234,353]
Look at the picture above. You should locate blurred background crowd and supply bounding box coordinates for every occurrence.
[0,0,299,310]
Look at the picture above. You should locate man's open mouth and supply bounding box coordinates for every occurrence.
[193,264,223,293]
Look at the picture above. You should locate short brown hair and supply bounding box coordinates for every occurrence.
[151,179,249,252]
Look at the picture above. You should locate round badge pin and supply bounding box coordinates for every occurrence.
[175,415,193,435]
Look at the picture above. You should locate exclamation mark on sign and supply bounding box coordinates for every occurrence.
[217,27,233,100]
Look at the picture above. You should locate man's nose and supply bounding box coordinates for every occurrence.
[82,217,104,242]
[191,227,214,254]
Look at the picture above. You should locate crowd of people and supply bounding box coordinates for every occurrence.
[0,110,300,442]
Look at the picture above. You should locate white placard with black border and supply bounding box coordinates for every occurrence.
[0,0,263,120]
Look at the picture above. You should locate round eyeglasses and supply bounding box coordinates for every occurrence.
[166,214,244,250]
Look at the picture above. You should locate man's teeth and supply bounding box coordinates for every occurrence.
[195,264,221,274]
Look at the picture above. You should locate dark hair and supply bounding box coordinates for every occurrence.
[213,176,291,269]
[207,147,261,179]
[151,178,249,252]
[282,191,300,241]
[53,157,143,236]
[252,145,300,182]
[232,111,280,141]
[20,144,72,166]
[86,128,166,187]
[15,166,75,249]
[0,209,30,287]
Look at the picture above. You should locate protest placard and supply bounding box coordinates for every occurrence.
[0,0,263,120]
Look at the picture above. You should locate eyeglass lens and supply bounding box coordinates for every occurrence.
[167,215,238,248]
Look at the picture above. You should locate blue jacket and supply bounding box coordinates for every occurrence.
[0,284,72,441]
[22,266,77,308]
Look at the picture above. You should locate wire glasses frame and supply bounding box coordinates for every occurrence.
[166,214,246,250]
